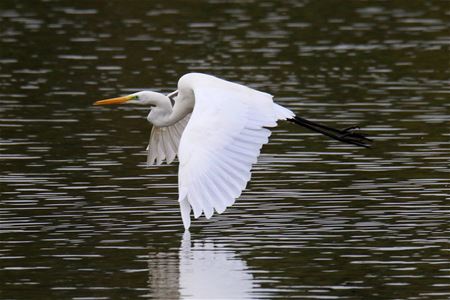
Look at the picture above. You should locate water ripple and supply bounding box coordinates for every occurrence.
[1,0,449,299]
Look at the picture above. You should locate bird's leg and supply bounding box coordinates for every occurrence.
[343,126,360,132]
[288,116,373,148]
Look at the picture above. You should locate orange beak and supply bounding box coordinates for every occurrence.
[93,95,133,106]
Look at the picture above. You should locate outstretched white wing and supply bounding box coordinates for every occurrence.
[177,76,293,229]
[147,113,191,166]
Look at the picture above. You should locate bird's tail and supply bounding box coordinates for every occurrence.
[288,115,372,148]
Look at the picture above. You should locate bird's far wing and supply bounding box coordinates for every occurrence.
[147,113,191,166]
[177,83,280,228]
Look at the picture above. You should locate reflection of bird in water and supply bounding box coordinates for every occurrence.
[147,249,180,299]
[147,232,257,299]
[95,73,372,229]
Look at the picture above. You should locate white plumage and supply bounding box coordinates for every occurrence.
[94,72,371,230]
[174,74,293,229]
[146,113,191,165]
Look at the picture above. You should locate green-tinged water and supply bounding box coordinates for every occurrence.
[1,1,449,299]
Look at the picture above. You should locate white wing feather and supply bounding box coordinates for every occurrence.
[147,113,191,166]
[177,74,294,229]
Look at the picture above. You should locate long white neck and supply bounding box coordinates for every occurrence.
[143,91,193,127]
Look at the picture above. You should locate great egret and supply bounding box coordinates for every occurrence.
[94,73,371,229]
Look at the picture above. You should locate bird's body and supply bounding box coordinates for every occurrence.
[94,73,371,230]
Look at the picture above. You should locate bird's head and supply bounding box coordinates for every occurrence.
[93,91,166,107]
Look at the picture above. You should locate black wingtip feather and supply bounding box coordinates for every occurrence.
[288,116,373,148]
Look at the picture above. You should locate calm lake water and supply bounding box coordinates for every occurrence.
[1,1,449,299]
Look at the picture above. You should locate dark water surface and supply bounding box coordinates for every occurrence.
[1,1,449,299]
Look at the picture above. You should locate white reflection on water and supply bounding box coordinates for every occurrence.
[148,232,257,300]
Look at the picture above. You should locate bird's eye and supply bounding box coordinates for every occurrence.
[132,95,139,100]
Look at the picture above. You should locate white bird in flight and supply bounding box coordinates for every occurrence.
[94,73,371,229]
